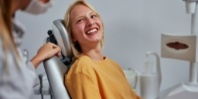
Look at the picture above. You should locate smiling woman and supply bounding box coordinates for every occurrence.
[63,0,141,99]
[64,0,104,58]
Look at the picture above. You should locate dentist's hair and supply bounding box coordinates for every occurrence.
[0,0,13,50]
[64,0,104,58]
[0,0,20,71]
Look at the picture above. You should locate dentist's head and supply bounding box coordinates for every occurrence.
[13,0,53,15]
[23,0,53,15]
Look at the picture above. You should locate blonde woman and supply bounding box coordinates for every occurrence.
[0,0,60,99]
[64,1,141,99]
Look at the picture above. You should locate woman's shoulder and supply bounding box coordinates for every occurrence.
[75,55,93,65]
[105,57,120,65]
[69,55,95,73]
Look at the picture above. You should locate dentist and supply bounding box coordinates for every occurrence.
[0,0,60,99]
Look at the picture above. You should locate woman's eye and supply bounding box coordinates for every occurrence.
[77,19,84,23]
[91,14,97,18]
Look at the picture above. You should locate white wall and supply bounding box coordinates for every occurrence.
[16,0,195,99]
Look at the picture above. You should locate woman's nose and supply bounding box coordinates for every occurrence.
[86,18,95,27]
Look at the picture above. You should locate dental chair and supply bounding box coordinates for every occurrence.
[37,19,74,99]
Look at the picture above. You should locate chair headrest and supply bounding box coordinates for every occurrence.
[46,19,73,65]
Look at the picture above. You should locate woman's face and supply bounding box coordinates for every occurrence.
[70,4,103,48]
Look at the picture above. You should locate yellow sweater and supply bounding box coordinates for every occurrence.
[65,55,141,99]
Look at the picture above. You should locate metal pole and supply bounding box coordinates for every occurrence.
[190,1,198,84]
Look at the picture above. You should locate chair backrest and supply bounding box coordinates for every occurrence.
[43,19,73,99]
[43,57,70,99]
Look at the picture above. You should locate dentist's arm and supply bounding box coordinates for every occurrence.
[31,42,61,68]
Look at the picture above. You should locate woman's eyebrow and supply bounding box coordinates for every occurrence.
[89,11,96,15]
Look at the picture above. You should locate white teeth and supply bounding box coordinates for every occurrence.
[87,29,97,34]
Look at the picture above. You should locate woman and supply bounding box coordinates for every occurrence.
[0,0,60,99]
[64,0,141,99]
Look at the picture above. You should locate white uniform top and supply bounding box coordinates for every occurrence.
[0,19,38,99]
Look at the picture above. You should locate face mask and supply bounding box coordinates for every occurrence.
[24,0,53,15]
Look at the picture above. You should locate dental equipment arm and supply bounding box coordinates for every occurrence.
[159,1,198,99]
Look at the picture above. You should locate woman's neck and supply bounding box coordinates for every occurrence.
[82,44,104,61]
[85,50,104,61]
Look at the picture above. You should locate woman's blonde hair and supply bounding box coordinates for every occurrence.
[64,0,104,58]
[0,0,21,73]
